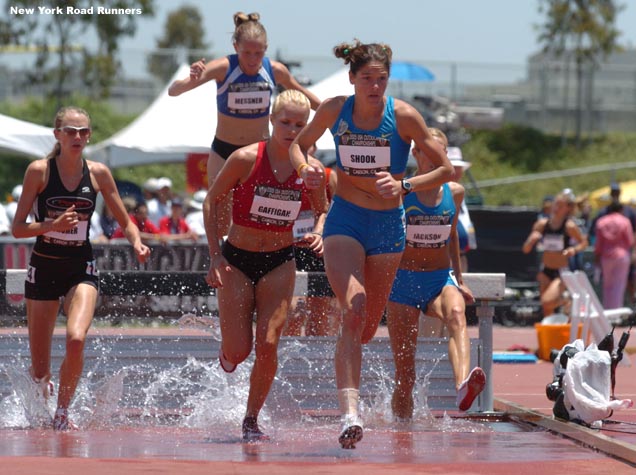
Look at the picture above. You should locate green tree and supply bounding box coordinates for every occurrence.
[0,0,155,100]
[537,0,623,147]
[0,95,137,198]
[147,5,209,84]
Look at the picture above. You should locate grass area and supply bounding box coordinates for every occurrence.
[2,109,636,207]
[463,127,636,208]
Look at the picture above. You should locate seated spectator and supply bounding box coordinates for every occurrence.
[147,177,172,226]
[99,202,118,239]
[185,190,207,239]
[89,209,108,243]
[112,201,161,243]
[6,184,30,224]
[0,202,9,236]
[142,177,160,203]
[158,197,199,242]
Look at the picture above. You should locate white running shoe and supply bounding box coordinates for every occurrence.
[456,367,486,411]
[338,414,363,449]
[218,348,237,373]
[30,370,54,400]
[53,408,78,431]
[34,378,54,400]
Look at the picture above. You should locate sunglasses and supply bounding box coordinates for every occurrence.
[57,126,91,137]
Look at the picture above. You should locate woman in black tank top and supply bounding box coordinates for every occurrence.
[522,191,588,317]
[11,106,151,431]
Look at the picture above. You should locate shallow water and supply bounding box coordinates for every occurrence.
[0,314,489,435]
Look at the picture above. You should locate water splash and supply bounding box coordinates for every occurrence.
[0,320,491,435]
[1,361,55,429]
[175,312,222,341]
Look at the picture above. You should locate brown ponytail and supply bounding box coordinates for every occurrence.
[333,39,393,75]
[232,11,267,45]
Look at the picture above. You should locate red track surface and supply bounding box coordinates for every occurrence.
[2,324,636,474]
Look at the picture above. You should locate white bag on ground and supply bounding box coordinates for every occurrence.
[561,339,632,425]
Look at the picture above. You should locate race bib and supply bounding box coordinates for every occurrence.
[338,133,390,176]
[406,224,452,248]
[228,90,270,114]
[542,234,565,252]
[42,220,88,246]
[249,186,301,227]
[293,210,315,240]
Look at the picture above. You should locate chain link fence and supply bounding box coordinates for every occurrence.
[2,48,636,132]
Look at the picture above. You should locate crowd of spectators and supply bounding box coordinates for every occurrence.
[1,177,208,244]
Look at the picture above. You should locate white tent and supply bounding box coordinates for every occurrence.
[86,65,354,168]
[0,113,56,158]
[309,67,353,154]
[86,64,216,167]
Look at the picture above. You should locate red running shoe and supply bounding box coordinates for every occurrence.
[456,367,486,411]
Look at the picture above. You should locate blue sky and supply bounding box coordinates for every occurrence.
[120,0,636,63]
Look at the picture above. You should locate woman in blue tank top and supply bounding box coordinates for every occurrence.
[386,128,485,418]
[11,106,151,431]
[290,39,453,449]
[168,11,320,236]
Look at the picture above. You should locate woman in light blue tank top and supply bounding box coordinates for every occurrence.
[386,128,486,418]
[168,11,320,235]
[290,39,453,449]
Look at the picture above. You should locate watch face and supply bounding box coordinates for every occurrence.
[402,179,411,192]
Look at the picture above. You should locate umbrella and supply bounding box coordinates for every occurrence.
[588,180,636,209]
[390,61,435,82]
[390,61,435,97]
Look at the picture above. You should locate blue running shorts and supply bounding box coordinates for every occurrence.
[323,196,405,255]
[389,267,458,310]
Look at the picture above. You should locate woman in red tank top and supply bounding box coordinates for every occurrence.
[204,90,328,441]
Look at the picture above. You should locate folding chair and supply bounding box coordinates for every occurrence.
[561,270,633,346]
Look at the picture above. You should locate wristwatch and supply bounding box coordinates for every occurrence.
[401,178,412,195]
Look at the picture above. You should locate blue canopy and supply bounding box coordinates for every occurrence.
[390,61,435,82]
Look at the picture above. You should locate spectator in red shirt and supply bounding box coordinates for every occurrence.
[158,198,199,242]
[112,201,161,243]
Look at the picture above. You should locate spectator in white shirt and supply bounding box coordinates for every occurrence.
[6,184,26,224]
[185,189,207,239]
[0,202,10,235]
[147,176,172,226]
